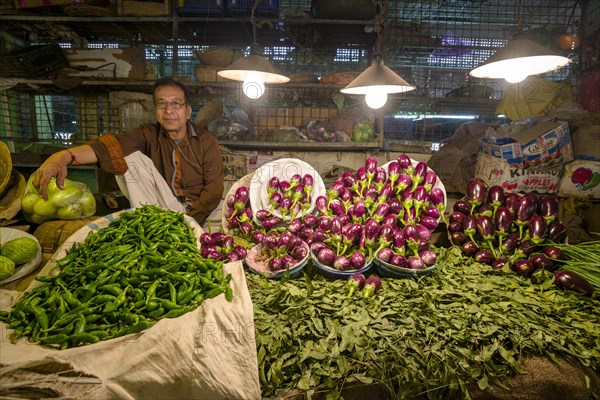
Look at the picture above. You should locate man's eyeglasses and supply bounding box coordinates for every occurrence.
[155,101,187,110]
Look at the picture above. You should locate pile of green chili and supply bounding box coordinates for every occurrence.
[248,246,600,399]
[0,205,232,349]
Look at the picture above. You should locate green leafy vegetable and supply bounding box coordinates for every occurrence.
[247,246,600,399]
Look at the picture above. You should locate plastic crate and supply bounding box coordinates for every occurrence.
[226,0,279,17]
[178,0,224,15]
[0,43,68,78]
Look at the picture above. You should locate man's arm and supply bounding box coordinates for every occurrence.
[32,145,98,200]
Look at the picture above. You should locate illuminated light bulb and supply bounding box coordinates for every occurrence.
[365,91,388,109]
[242,72,265,100]
[504,71,528,83]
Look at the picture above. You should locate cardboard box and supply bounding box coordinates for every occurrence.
[558,160,600,199]
[62,48,145,80]
[475,152,562,194]
[570,124,600,161]
[479,121,574,170]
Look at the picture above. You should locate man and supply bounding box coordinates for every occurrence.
[33,77,224,226]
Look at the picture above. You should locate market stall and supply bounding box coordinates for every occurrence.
[1,145,599,399]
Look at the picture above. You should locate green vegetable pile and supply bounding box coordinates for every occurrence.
[0,205,232,349]
[248,246,600,399]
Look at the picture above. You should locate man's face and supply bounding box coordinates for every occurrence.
[154,85,192,137]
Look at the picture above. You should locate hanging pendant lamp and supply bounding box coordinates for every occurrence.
[218,52,289,100]
[469,38,570,84]
[341,53,415,109]
[217,0,289,99]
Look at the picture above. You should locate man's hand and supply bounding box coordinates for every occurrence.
[32,151,71,200]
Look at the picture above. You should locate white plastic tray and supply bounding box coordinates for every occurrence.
[249,158,326,223]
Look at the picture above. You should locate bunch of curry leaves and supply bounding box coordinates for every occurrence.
[247,246,600,399]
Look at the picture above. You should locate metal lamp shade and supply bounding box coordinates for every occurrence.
[341,59,415,95]
[470,38,570,80]
[217,54,290,83]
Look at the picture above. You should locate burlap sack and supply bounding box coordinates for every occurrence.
[0,210,261,400]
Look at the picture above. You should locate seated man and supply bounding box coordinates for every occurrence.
[33,77,224,226]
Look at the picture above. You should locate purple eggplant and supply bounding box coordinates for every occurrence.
[311,241,329,255]
[538,195,559,224]
[461,241,478,256]
[412,162,428,188]
[374,202,390,222]
[382,213,398,227]
[327,180,346,199]
[334,255,352,271]
[529,252,553,271]
[288,219,302,234]
[494,207,513,237]
[342,171,359,193]
[450,211,466,224]
[412,186,429,214]
[503,192,520,214]
[261,215,281,230]
[363,275,382,298]
[316,215,331,231]
[466,178,487,213]
[396,173,412,194]
[350,252,367,269]
[317,247,336,266]
[377,247,394,263]
[528,215,547,245]
[553,270,594,296]
[312,229,328,243]
[374,167,387,188]
[278,180,291,196]
[298,226,315,241]
[303,213,317,228]
[514,195,537,239]
[269,257,284,271]
[476,215,495,238]
[397,154,413,173]
[340,188,353,204]
[424,205,441,220]
[476,203,493,217]
[453,199,471,215]
[423,170,438,192]
[365,156,378,176]
[547,221,567,243]
[387,161,400,189]
[255,209,270,222]
[447,221,463,234]
[463,214,478,243]
[415,223,432,241]
[474,249,494,265]
[491,257,509,270]
[316,195,329,215]
[500,233,520,255]
[407,256,425,270]
[419,216,438,231]
[420,249,437,267]
[330,198,346,216]
[346,273,366,297]
[377,183,393,203]
[200,232,216,246]
[512,259,534,276]
[543,245,563,261]
[343,223,364,246]
[235,185,250,204]
[450,231,467,245]
[486,185,505,212]
[388,198,402,215]
[238,221,253,237]
[389,254,407,267]
[251,230,266,244]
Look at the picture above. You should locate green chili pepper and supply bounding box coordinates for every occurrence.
[40,333,69,345]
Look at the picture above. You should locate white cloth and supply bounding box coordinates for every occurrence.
[115,151,186,214]
[0,211,261,400]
